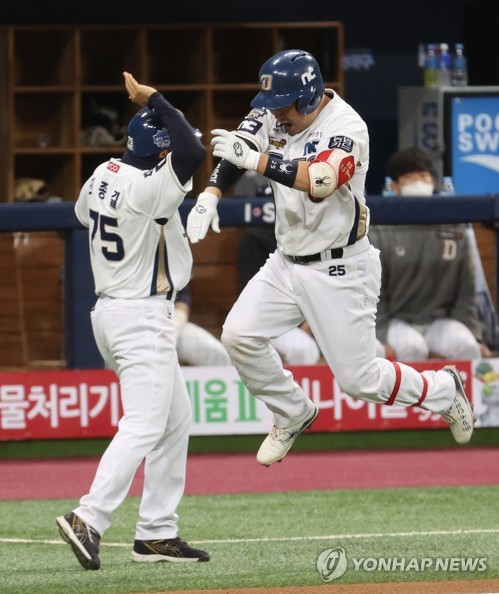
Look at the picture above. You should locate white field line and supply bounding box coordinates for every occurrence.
[1,527,499,548]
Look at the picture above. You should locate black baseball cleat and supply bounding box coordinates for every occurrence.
[56,512,101,570]
[131,537,210,563]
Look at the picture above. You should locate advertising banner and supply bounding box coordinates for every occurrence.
[450,95,499,194]
[1,359,496,441]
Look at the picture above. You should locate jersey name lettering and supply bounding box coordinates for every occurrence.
[98,181,109,200]
[110,191,120,209]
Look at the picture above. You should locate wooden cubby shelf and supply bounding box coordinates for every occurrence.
[2,22,344,202]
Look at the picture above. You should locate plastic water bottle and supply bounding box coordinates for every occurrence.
[451,43,468,87]
[424,44,438,88]
[438,43,452,87]
[382,176,396,196]
[440,176,455,195]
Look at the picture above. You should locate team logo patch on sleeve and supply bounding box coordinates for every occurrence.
[328,136,354,152]
[237,119,263,135]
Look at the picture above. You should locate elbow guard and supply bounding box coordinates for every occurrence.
[308,149,356,202]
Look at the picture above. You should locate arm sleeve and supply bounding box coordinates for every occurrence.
[148,92,205,186]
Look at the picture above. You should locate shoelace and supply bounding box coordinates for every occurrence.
[268,426,299,445]
[73,518,99,546]
[147,538,185,555]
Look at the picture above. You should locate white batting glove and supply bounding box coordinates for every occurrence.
[211,129,260,170]
[186,192,220,243]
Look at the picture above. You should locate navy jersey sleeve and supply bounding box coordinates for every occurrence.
[148,92,205,186]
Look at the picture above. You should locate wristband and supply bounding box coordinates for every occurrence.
[264,157,298,188]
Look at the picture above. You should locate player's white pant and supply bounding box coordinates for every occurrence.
[271,326,321,365]
[222,238,456,428]
[177,322,231,366]
[74,295,191,540]
[387,318,481,361]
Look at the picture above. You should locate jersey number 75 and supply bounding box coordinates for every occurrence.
[89,209,125,261]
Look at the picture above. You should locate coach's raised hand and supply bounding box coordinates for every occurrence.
[123,71,157,107]
[186,192,221,243]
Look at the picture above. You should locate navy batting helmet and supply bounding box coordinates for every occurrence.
[126,108,171,157]
[251,50,325,115]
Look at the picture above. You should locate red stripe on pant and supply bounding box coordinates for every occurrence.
[411,374,428,408]
[386,361,429,407]
[386,361,402,405]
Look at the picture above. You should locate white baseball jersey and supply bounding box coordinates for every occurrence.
[75,156,193,298]
[234,90,370,255]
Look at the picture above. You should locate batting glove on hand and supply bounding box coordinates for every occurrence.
[187,192,220,243]
[211,129,260,170]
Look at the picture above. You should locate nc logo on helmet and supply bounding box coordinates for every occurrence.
[301,66,317,85]
[153,129,171,149]
[260,74,273,91]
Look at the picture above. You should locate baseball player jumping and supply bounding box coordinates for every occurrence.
[56,73,209,569]
[187,50,474,467]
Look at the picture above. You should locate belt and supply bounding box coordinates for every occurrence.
[99,289,177,301]
[148,289,177,301]
[291,248,344,264]
[286,236,370,265]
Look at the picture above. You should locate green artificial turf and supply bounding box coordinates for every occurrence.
[1,486,498,593]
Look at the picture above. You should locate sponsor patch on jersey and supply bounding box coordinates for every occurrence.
[269,137,287,149]
[328,136,354,152]
[237,119,263,135]
[107,161,120,173]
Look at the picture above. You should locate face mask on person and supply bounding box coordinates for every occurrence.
[399,180,434,196]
